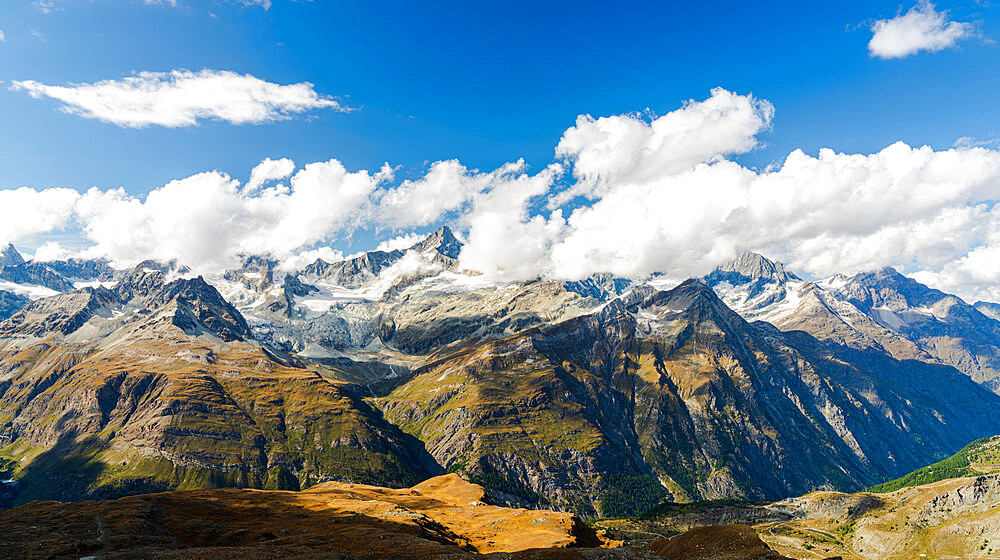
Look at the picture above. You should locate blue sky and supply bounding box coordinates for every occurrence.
[2,0,998,191]
[4,0,1000,300]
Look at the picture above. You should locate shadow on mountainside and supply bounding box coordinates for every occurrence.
[778,324,1000,480]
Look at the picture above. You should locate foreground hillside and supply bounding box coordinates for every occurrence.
[0,473,816,559]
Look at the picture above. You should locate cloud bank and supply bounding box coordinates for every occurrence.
[7,88,1000,302]
[869,1,973,59]
[11,70,346,128]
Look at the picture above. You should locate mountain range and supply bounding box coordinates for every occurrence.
[2,229,1000,519]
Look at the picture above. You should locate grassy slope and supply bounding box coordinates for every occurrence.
[866,435,1000,493]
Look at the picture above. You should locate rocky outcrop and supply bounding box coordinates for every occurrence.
[648,524,795,559]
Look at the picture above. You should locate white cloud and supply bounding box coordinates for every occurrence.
[246,157,295,192]
[457,163,565,280]
[71,158,385,272]
[0,30,6,43]
[868,1,973,59]
[279,246,344,273]
[31,241,74,262]
[375,233,423,253]
[11,69,348,128]
[33,1,60,14]
[0,187,80,247]
[375,160,530,229]
[554,87,772,202]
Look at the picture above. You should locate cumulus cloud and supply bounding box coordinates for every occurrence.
[11,69,348,128]
[554,87,772,202]
[375,160,536,229]
[0,187,80,247]
[868,1,973,59]
[246,157,295,192]
[0,30,6,43]
[71,158,385,272]
[375,233,423,253]
[31,241,74,262]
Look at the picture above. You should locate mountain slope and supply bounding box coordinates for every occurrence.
[376,280,1000,517]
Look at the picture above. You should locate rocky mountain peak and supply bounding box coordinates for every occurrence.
[410,226,463,259]
[638,278,730,317]
[114,263,169,302]
[148,276,252,342]
[838,266,943,309]
[0,243,25,268]
[708,250,798,284]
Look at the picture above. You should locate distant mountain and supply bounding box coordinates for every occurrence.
[410,225,463,259]
[0,262,74,292]
[0,244,25,268]
[41,257,118,282]
[302,226,462,289]
[706,252,1000,393]
[563,273,633,301]
[975,300,1000,321]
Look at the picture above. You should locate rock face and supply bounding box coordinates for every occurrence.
[304,249,404,288]
[377,280,1000,516]
[564,274,633,301]
[0,473,620,560]
[0,290,29,321]
[707,252,1000,393]
[301,226,462,289]
[0,262,75,292]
